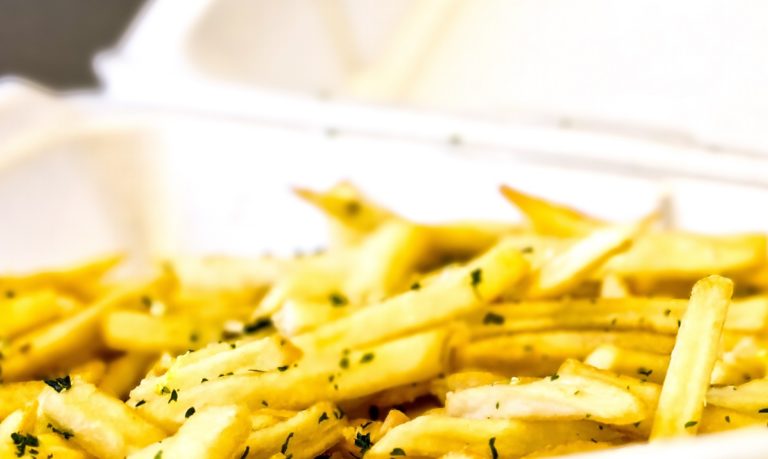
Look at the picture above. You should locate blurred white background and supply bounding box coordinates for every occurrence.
[102,0,768,154]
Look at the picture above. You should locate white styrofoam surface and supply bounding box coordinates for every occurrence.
[99,0,768,155]
[1,82,768,457]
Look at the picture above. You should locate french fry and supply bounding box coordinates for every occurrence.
[520,440,615,458]
[699,405,763,433]
[650,276,733,440]
[39,382,166,458]
[1,273,175,381]
[100,352,157,399]
[171,255,290,291]
[469,299,686,338]
[457,331,676,375]
[585,345,669,384]
[430,371,509,403]
[604,233,767,279]
[499,185,603,237]
[525,223,639,299]
[368,415,622,459]
[128,405,250,459]
[101,310,221,353]
[137,328,453,430]
[600,273,631,298]
[707,379,768,413]
[70,359,107,385]
[557,359,764,437]
[423,221,520,260]
[243,402,345,459]
[343,221,428,304]
[0,253,123,297]
[294,182,395,235]
[0,290,77,339]
[294,240,528,353]
[31,433,90,459]
[0,381,45,420]
[253,255,352,319]
[446,374,645,425]
[129,335,300,403]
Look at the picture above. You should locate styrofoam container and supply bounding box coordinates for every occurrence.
[2,81,768,457]
[97,0,768,155]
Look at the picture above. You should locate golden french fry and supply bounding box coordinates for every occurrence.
[469,299,686,338]
[294,182,395,234]
[70,359,107,385]
[99,352,157,399]
[604,233,767,279]
[585,345,669,384]
[521,440,615,458]
[525,223,639,299]
[499,185,603,237]
[136,328,452,430]
[343,221,428,304]
[294,240,528,352]
[430,371,509,403]
[0,290,76,339]
[650,276,733,440]
[457,331,676,375]
[243,402,345,459]
[0,381,45,420]
[600,273,631,299]
[171,255,290,291]
[446,374,645,425]
[39,382,166,458]
[707,379,768,413]
[129,335,300,403]
[0,253,123,296]
[423,221,520,260]
[699,405,763,433]
[30,433,89,459]
[1,273,174,381]
[101,310,221,353]
[368,415,621,459]
[128,405,250,459]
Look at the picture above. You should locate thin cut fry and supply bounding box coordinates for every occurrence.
[294,240,527,352]
[128,405,250,459]
[650,276,733,440]
[525,223,640,299]
[585,345,669,384]
[499,185,603,237]
[39,382,166,458]
[446,374,645,424]
[368,415,621,459]
[243,402,345,459]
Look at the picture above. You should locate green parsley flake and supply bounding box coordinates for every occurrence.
[354,432,373,454]
[281,432,294,454]
[185,407,196,418]
[470,268,483,287]
[47,423,73,440]
[489,437,498,459]
[168,389,178,403]
[43,375,72,393]
[244,318,272,334]
[318,412,329,423]
[483,312,505,325]
[339,357,350,369]
[240,446,250,459]
[684,421,698,428]
[11,432,39,457]
[360,353,375,364]
[390,448,406,456]
[329,293,348,307]
[637,368,653,377]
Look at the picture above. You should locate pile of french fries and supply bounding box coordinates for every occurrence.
[2,182,768,459]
